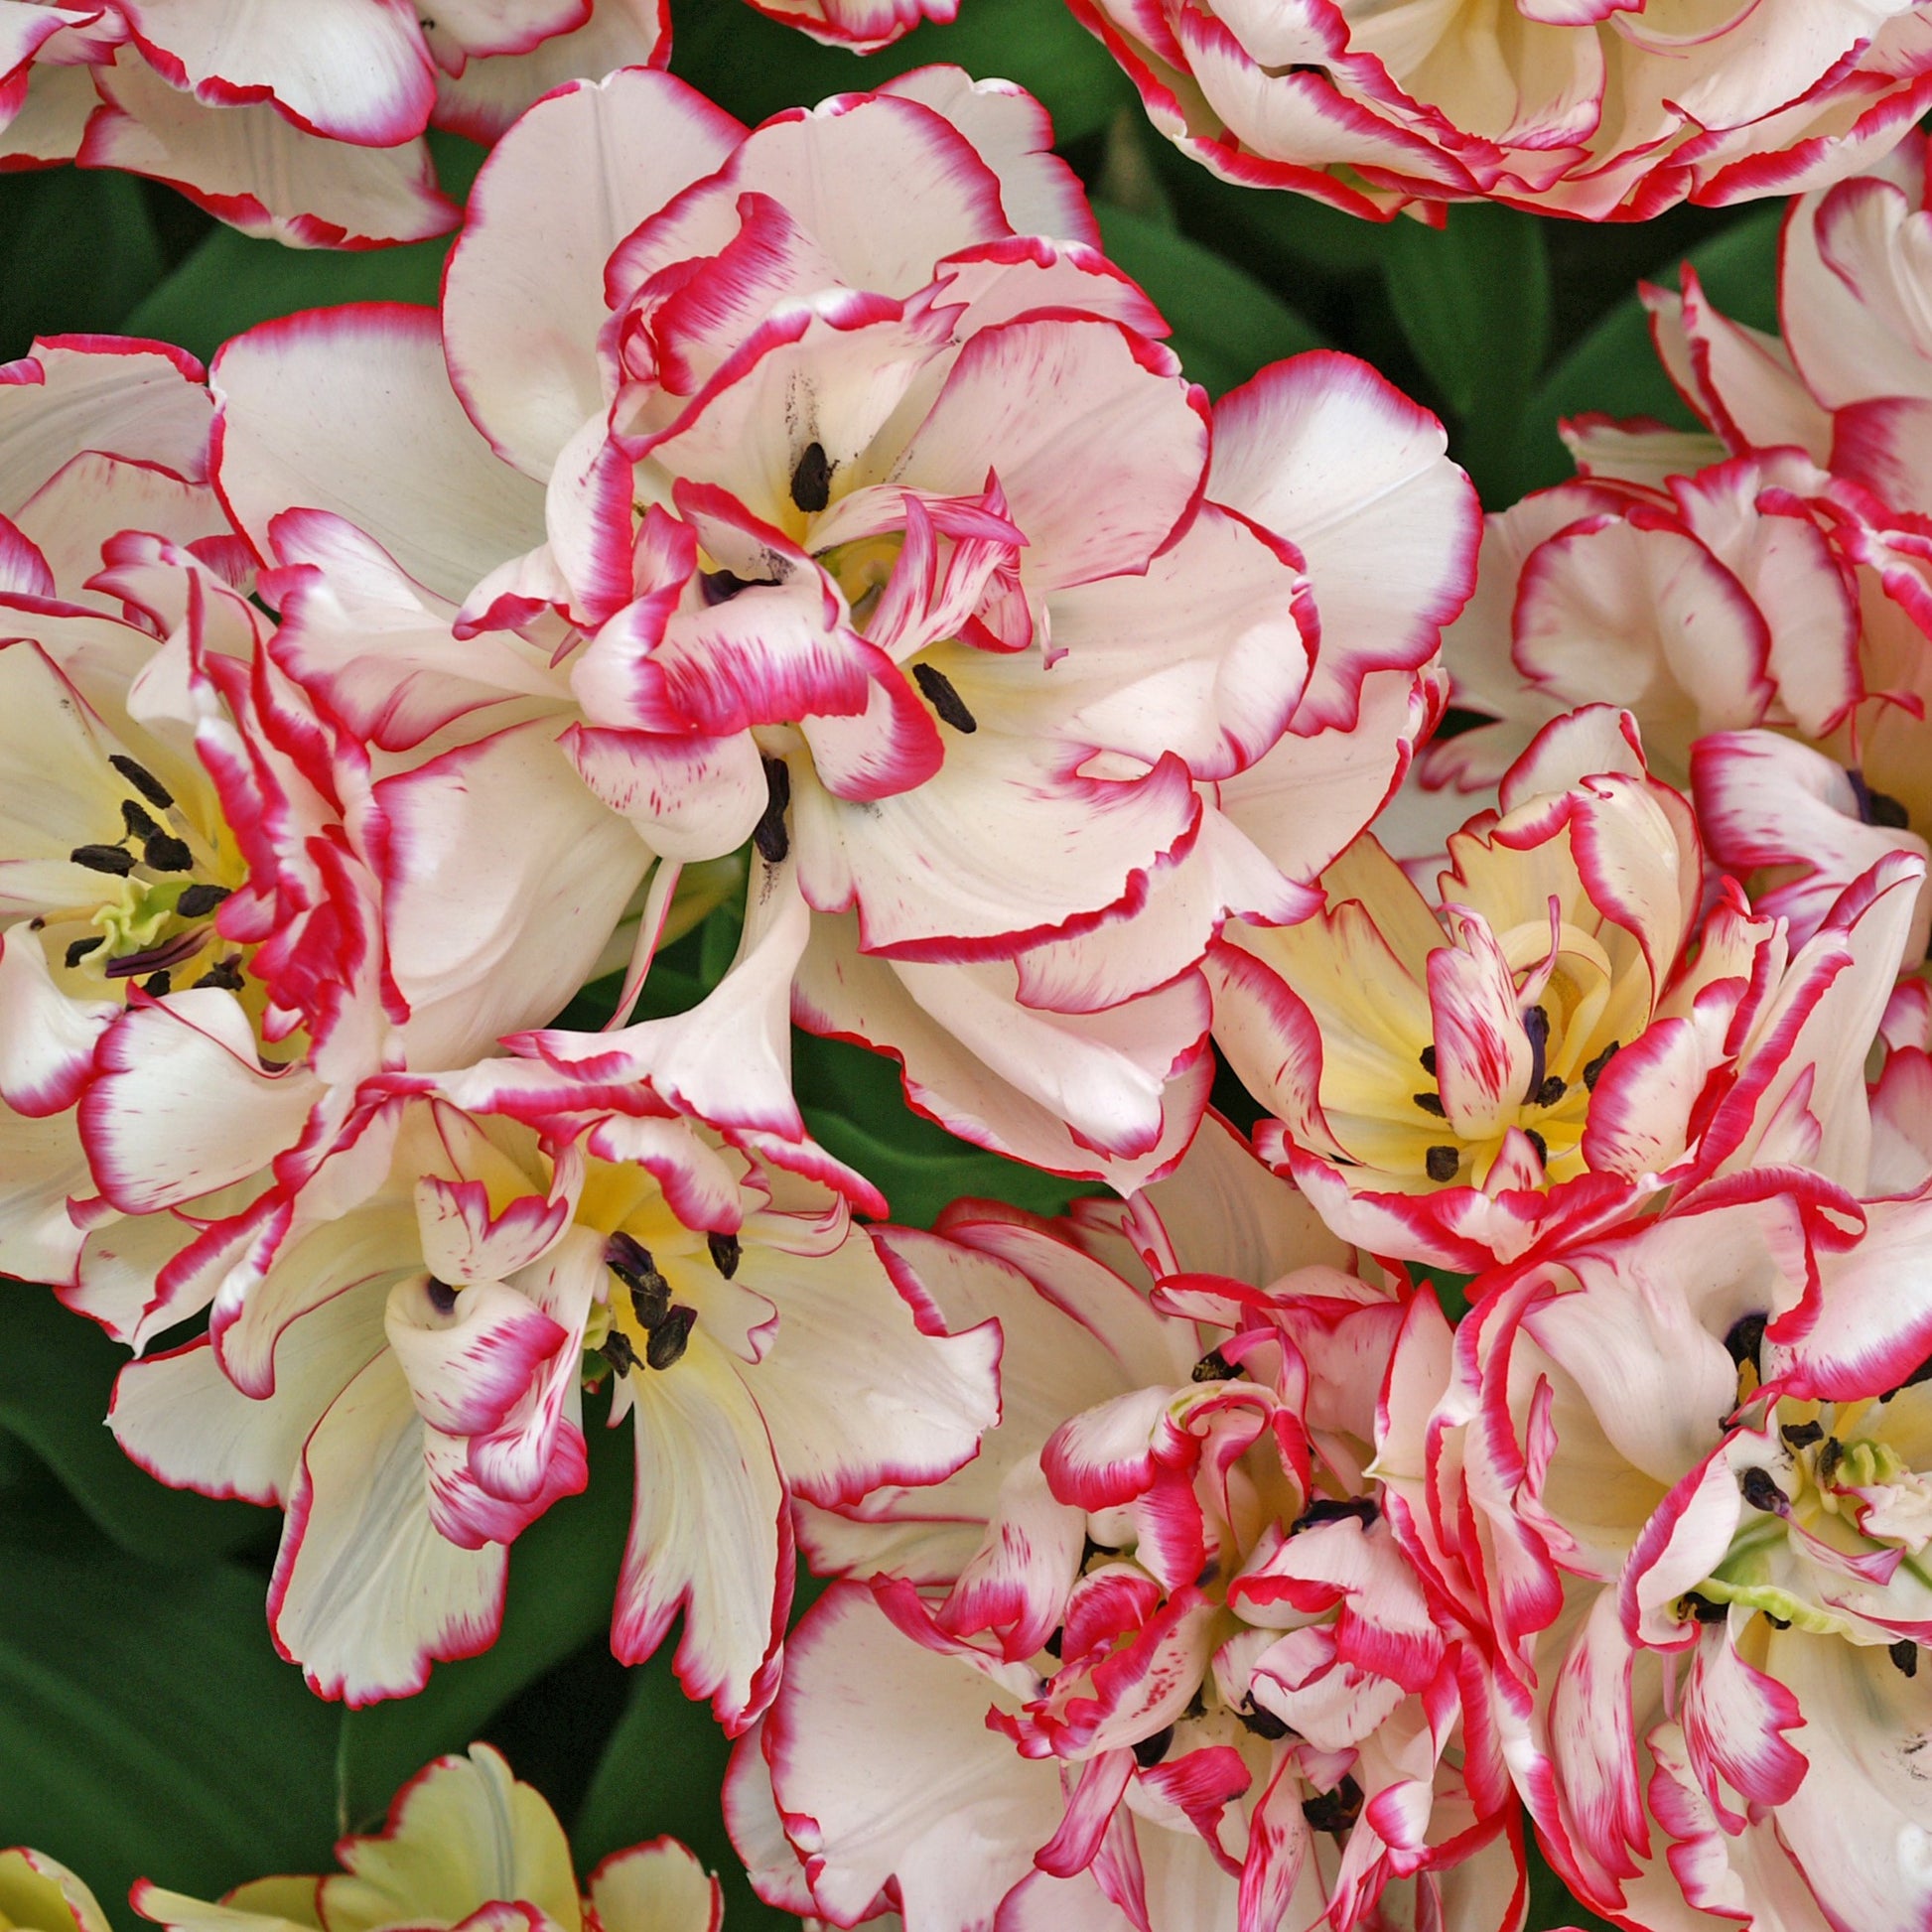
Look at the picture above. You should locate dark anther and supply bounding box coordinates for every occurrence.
[1851,768,1912,831]
[1301,1775,1363,1837]
[1782,1420,1825,1449]
[108,755,174,810]
[1192,1348,1242,1382]
[1883,1356,1932,1401]
[1238,1702,1290,1740]
[1414,1091,1447,1118]
[606,1231,671,1327]
[1131,1725,1174,1769]
[645,1304,697,1371]
[1819,1438,1845,1487]
[142,971,171,996]
[1765,1614,1791,1629]
[1081,1534,1119,1568]
[1683,1592,1728,1624]
[1893,1639,1920,1678]
[1582,1039,1620,1091]
[1419,1044,1437,1075]
[1292,1496,1379,1535]
[121,798,163,842]
[602,1328,638,1376]
[1520,1004,1550,1101]
[176,883,232,918]
[789,440,833,513]
[1535,1074,1568,1108]
[754,756,791,866]
[1042,1626,1063,1660]
[70,843,134,876]
[1524,1128,1549,1166]
[426,1278,459,1315]
[201,956,245,991]
[1724,1313,1767,1374]
[700,568,757,605]
[143,833,194,873]
[1426,1145,1459,1182]
[64,935,103,968]
[707,1231,742,1279]
[1741,1466,1788,1513]
[911,662,978,734]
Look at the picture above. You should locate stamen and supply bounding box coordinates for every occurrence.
[1524,1128,1549,1166]
[121,799,163,842]
[1291,1496,1378,1535]
[201,956,245,991]
[177,884,232,918]
[754,756,790,866]
[1740,1467,1788,1513]
[1892,1639,1919,1678]
[1426,1145,1459,1182]
[142,971,172,996]
[143,833,194,873]
[108,755,174,810]
[1819,1439,1844,1486]
[606,1232,670,1327]
[1131,1725,1174,1768]
[911,662,978,733]
[1534,1074,1567,1107]
[790,440,833,513]
[1781,1420,1825,1449]
[1851,768,1912,831]
[602,1328,638,1376]
[1583,1039,1619,1090]
[706,1231,742,1279]
[645,1305,697,1371]
[104,928,209,979]
[1520,1004,1550,1101]
[1418,1044,1437,1075]
[1682,1592,1728,1624]
[1238,1703,1290,1740]
[1724,1314,1767,1374]
[1191,1348,1242,1382]
[70,843,134,876]
[426,1278,459,1315]
[64,935,103,968]
[1414,1091,1447,1117]
[701,568,757,605]
[1301,1776,1363,1836]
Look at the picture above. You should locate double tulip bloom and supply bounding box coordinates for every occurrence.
[1071,0,1932,218]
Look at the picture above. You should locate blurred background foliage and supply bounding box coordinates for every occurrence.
[0,0,1772,1922]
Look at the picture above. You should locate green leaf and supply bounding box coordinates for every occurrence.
[0,169,164,361]
[573,1644,791,1932]
[1381,204,1551,421]
[1379,203,1550,500]
[669,0,1131,146]
[1527,1835,1620,1931]
[1510,202,1783,500]
[1096,202,1326,395]
[121,131,486,364]
[0,1538,340,1913]
[333,1398,635,1831]
[790,1030,1095,1227]
[0,1287,266,1567]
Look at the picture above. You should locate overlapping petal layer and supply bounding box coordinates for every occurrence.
[1072,0,1932,219]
